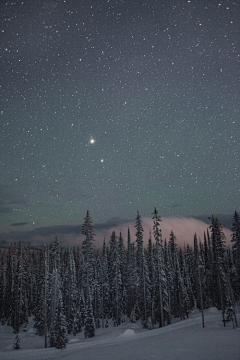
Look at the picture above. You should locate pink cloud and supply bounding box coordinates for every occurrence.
[87,216,232,249]
[29,216,232,250]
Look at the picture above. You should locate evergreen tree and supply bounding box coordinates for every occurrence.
[192,233,200,308]
[92,252,102,324]
[77,289,86,333]
[174,254,190,319]
[0,249,7,323]
[184,244,195,309]
[168,232,190,318]
[1,208,240,343]
[139,248,151,328]
[24,244,36,316]
[82,210,95,301]
[108,231,122,325]
[168,230,178,265]
[99,239,110,327]
[84,300,95,338]
[135,211,151,328]
[118,232,127,316]
[33,246,49,348]
[49,289,68,348]
[135,211,144,268]
[202,231,213,307]
[62,246,78,334]
[182,248,195,311]
[152,207,169,327]
[49,236,61,273]
[147,232,156,327]
[13,334,20,349]
[231,210,240,296]
[210,216,233,310]
[72,246,84,333]
[163,239,173,323]
[47,238,67,347]
[126,241,138,319]
[11,243,28,333]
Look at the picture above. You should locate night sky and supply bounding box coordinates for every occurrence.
[1,0,240,243]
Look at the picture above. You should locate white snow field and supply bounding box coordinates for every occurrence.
[1,307,239,360]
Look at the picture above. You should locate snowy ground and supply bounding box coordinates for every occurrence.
[1,307,239,360]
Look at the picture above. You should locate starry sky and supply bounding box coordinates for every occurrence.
[0,0,240,242]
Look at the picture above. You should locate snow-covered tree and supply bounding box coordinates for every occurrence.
[49,289,68,348]
[126,239,138,319]
[82,210,95,300]
[62,246,78,334]
[231,210,240,296]
[99,239,110,326]
[152,207,169,327]
[33,246,49,349]
[84,300,95,338]
[13,334,20,349]
[210,216,233,310]
[11,243,28,333]
[108,231,123,325]
[135,212,151,328]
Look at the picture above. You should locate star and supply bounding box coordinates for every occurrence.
[0,0,239,239]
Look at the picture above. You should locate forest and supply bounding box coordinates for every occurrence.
[0,209,239,349]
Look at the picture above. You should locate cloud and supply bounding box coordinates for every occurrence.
[93,216,232,249]
[95,217,130,230]
[142,216,231,247]
[0,216,232,249]
[10,222,28,227]
[193,213,234,231]
[0,219,130,248]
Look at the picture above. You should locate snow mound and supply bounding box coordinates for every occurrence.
[120,329,135,337]
[205,307,220,314]
[28,328,35,333]
[69,338,79,343]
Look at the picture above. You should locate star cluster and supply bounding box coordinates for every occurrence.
[0,0,239,232]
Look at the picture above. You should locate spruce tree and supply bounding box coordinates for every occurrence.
[108,231,122,325]
[62,246,78,334]
[11,243,28,333]
[84,300,95,338]
[13,334,20,349]
[192,233,200,308]
[0,249,7,324]
[126,241,138,319]
[33,246,49,347]
[231,210,240,296]
[147,232,156,328]
[82,210,95,302]
[118,232,127,316]
[99,239,110,327]
[49,289,68,348]
[174,254,190,319]
[182,248,195,311]
[152,207,169,327]
[210,216,233,311]
[184,244,195,309]
[135,211,151,328]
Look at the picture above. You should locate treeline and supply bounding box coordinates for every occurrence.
[0,209,240,349]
